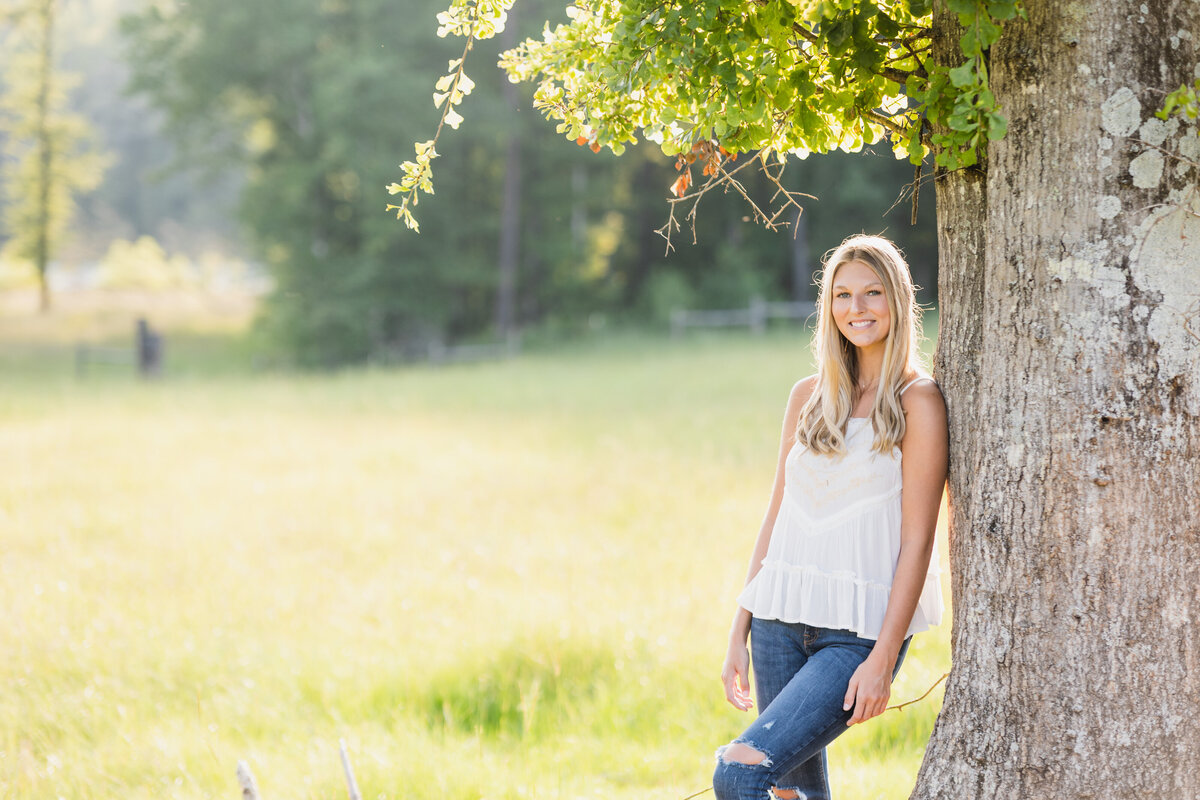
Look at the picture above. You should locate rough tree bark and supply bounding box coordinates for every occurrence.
[919,1,1200,797]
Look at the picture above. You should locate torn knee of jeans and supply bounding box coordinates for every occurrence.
[715,741,773,768]
[770,787,804,800]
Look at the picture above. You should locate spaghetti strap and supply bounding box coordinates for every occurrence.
[899,376,934,395]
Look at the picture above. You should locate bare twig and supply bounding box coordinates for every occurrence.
[339,739,363,800]
[656,151,816,253]
[1130,136,1200,170]
[655,154,763,251]
[886,671,949,713]
[885,165,937,218]
[1175,298,1200,343]
[760,160,818,232]
[911,160,921,225]
[1129,200,1200,222]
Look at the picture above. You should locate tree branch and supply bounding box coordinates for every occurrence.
[887,672,949,713]
[863,108,908,137]
[657,150,816,253]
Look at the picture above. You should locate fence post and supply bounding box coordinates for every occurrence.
[670,308,685,338]
[339,740,362,800]
[427,338,446,364]
[237,761,261,800]
[136,318,163,378]
[749,297,767,335]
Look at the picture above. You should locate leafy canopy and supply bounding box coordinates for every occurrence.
[390,0,1024,230]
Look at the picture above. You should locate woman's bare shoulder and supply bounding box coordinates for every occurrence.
[899,376,946,426]
[783,375,819,426]
[790,374,819,406]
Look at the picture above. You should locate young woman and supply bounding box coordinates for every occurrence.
[712,234,947,800]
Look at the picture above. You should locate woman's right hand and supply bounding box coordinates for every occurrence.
[721,640,754,711]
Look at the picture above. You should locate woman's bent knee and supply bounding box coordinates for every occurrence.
[713,743,773,800]
[719,743,769,766]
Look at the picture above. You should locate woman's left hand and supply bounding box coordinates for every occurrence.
[843,653,893,726]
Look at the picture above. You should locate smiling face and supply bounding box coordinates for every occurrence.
[830,259,892,353]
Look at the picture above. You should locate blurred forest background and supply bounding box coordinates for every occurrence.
[0,0,936,367]
[2,4,953,797]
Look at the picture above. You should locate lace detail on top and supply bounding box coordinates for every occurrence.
[737,415,943,640]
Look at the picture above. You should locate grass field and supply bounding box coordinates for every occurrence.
[1,308,950,800]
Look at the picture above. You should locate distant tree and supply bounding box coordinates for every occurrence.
[0,0,107,311]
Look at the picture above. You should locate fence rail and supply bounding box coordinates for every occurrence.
[75,318,163,377]
[670,298,815,337]
[426,332,521,365]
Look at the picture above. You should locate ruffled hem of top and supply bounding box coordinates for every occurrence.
[736,561,944,641]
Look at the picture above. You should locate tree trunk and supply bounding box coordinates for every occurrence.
[496,125,521,337]
[916,2,1200,797]
[34,0,55,313]
[495,6,521,338]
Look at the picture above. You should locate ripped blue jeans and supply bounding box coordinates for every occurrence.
[712,619,910,800]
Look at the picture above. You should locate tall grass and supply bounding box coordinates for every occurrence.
[1,326,949,799]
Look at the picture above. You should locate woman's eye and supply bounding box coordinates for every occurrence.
[835,291,850,299]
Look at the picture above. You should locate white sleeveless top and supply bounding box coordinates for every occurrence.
[737,379,944,640]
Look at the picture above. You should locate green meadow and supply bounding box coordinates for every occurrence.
[2,319,950,800]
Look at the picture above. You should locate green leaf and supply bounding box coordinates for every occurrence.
[986,0,1020,20]
[973,16,1003,48]
[905,129,925,161]
[947,112,974,131]
[945,0,977,14]
[905,73,925,99]
[907,0,932,17]
[827,18,852,51]
[986,110,1008,139]
[875,11,900,38]
[948,61,977,88]
[852,42,884,70]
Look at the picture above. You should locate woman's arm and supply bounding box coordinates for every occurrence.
[843,379,948,725]
[721,375,816,710]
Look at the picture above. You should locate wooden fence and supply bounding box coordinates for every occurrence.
[238,739,362,800]
[670,298,816,337]
[426,331,521,365]
[75,318,164,378]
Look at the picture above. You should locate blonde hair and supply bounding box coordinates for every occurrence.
[796,234,924,455]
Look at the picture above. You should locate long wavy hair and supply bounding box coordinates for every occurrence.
[795,234,925,456]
